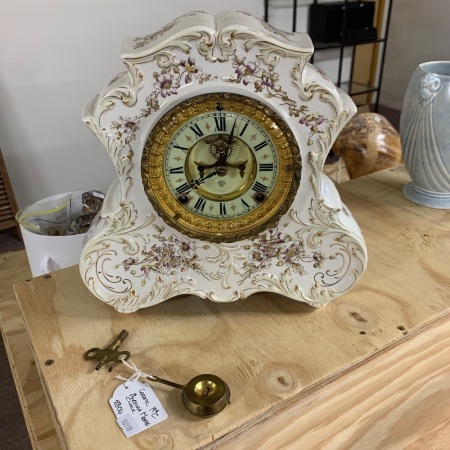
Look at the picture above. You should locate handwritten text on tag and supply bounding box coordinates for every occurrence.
[109,380,168,437]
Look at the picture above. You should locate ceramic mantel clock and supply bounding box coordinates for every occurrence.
[80,11,367,313]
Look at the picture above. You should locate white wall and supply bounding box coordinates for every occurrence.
[0,1,263,208]
[380,0,450,110]
[4,0,443,208]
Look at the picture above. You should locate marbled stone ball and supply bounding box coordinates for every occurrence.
[332,113,402,179]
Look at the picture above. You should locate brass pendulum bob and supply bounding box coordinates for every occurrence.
[147,373,231,417]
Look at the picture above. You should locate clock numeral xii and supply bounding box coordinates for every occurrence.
[214,116,226,132]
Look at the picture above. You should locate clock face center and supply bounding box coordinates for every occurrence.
[216,166,228,177]
[184,133,258,202]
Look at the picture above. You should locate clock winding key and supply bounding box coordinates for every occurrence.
[84,330,130,370]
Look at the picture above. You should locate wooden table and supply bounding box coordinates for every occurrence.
[1,166,449,449]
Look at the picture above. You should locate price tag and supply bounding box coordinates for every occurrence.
[109,380,168,437]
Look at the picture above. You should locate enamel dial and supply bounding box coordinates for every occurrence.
[142,93,301,242]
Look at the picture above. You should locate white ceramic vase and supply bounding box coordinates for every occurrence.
[400,61,450,208]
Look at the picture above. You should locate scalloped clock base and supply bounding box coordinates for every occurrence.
[81,179,366,313]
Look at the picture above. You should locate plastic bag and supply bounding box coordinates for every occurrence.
[16,193,72,235]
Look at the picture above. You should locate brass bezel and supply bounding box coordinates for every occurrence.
[142,93,301,242]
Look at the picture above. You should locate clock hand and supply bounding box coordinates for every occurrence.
[194,161,217,170]
[190,170,217,188]
[217,119,237,168]
[194,121,238,178]
[194,161,217,178]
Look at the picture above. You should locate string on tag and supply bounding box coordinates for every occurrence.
[116,358,153,388]
[110,360,169,436]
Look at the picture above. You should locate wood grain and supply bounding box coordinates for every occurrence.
[216,313,450,449]
[8,166,450,449]
[0,250,30,312]
[0,250,60,449]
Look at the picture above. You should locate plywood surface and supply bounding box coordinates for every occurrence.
[12,166,450,449]
[218,313,450,449]
[0,250,30,312]
[0,250,60,449]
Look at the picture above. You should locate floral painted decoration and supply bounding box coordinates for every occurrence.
[227,56,327,144]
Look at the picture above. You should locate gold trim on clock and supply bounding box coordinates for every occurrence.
[142,93,301,242]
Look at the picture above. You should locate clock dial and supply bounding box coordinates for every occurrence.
[142,93,301,242]
[167,113,275,216]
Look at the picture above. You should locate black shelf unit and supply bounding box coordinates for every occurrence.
[264,0,393,111]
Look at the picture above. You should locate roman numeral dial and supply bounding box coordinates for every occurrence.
[163,110,280,220]
[142,92,300,242]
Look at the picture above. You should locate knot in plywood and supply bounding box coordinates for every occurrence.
[265,368,298,393]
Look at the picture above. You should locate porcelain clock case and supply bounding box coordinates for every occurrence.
[80,11,367,313]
